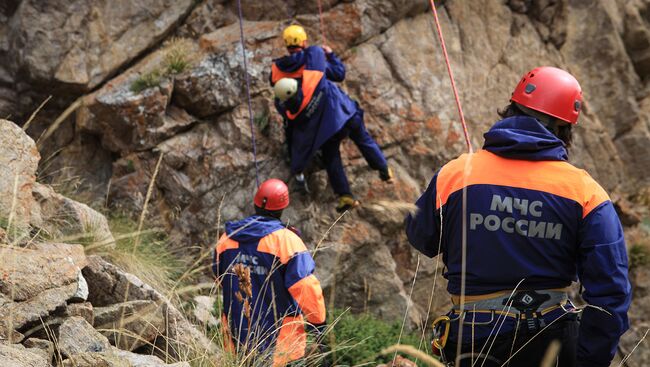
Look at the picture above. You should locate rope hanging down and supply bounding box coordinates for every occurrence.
[429,0,473,153]
[236,0,261,187]
[317,0,328,45]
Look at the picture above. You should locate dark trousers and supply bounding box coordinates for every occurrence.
[442,316,579,367]
[320,110,387,196]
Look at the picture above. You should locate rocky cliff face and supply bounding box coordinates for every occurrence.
[2,0,650,365]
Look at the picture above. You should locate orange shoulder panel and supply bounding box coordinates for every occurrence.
[257,228,308,264]
[286,69,324,120]
[580,170,610,217]
[436,150,610,218]
[288,275,326,324]
[271,63,305,84]
[216,233,239,257]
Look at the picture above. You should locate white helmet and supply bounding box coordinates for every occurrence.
[274,78,298,102]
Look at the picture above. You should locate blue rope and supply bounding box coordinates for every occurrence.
[236,0,261,188]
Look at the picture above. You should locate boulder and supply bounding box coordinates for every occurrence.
[94,300,165,351]
[23,338,55,364]
[61,348,192,367]
[0,119,40,236]
[32,183,115,249]
[0,243,86,337]
[1,0,195,93]
[57,317,111,358]
[112,348,191,367]
[0,343,50,367]
[83,256,218,360]
[65,302,95,325]
[191,296,219,328]
[62,352,129,367]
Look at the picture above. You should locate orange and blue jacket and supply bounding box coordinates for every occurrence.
[271,47,357,174]
[213,215,326,366]
[405,116,631,366]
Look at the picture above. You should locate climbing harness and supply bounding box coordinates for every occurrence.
[428,0,473,153]
[236,0,261,188]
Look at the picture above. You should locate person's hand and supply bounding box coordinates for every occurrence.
[322,45,333,54]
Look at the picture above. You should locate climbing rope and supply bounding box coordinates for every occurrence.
[236,0,261,188]
[429,0,473,153]
[317,0,328,45]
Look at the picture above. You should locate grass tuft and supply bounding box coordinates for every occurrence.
[131,69,163,93]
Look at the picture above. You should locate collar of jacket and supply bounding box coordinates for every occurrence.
[482,116,568,161]
[225,215,285,243]
[273,48,309,72]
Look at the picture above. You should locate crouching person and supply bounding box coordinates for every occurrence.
[213,179,328,366]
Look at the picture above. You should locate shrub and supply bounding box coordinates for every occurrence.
[630,243,650,270]
[329,309,431,365]
[131,69,162,93]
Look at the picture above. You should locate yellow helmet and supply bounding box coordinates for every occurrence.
[283,25,307,48]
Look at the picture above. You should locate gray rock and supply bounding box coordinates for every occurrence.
[83,256,218,360]
[32,183,116,250]
[65,302,95,326]
[57,317,111,358]
[0,243,86,338]
[0,343,50,367]
[0,119,40,236]
[94,300,165,351]
[112,347,191,367]
[22,338,55,364]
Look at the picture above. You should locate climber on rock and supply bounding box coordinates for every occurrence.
[405,67,631,367]
[270,24,393,213]
[212,178,329,367]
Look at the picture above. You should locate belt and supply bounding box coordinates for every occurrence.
[451,289,568,315]
[449,289,572,333]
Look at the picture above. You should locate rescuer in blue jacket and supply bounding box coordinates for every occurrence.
[405,67,631,367]
[271,25,393,212]
[213,179,327,366]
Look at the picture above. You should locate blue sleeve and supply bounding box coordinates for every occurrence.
[325,52,346,82]
[305,46,327,73]
[285,252,316,288]
[405,174,441,258]
[576,201,631,367]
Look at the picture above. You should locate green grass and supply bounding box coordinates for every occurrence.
[104,214,185,293]
[329,309,431,365]
[131,70,163,93]
[130,37,194,93]
[630,243,650,270]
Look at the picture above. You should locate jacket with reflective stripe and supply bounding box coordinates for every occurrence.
[405,116,631,366]
[213,215,325,366]
[271,46,357,174]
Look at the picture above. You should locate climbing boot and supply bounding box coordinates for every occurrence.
[379,166,394,183]
[292,174,310,194]
[336,195,360,213]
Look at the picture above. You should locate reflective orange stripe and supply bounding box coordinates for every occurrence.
[436,150,609,218]
[273,315,306,366]
[257,229,308,264]
[286,70,324,120]
[271,63,305,84]
[221,314,236,353]
[216,234,239,257]
[288,275,326,324]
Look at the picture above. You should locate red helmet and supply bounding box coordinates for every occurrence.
[511,66,583,124]
[254,179,290,211]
